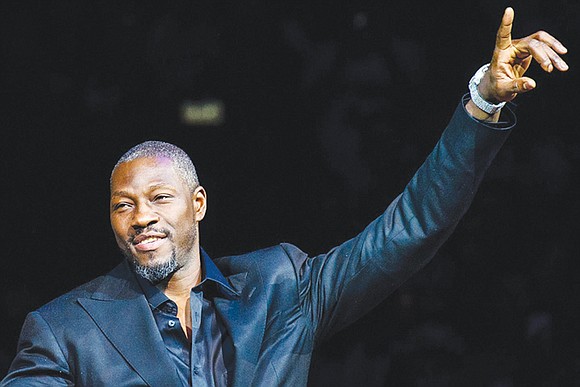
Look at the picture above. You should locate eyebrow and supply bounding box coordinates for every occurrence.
[111,184,177,198]
[111,190,132,198]
[149,183,176,190]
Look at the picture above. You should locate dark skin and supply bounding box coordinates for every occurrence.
[110,156,207,338]
[466,7,568,121]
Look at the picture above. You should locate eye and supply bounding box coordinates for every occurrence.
[112,202,132,211]
[154,194,173,202]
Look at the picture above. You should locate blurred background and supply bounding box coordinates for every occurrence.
[1,0,579,385]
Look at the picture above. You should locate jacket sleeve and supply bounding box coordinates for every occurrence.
[297,99,516,342]
[1,312,73,386]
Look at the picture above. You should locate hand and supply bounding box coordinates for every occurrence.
[479,7,568,103]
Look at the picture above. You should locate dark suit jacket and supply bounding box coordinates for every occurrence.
[2,100,515,386]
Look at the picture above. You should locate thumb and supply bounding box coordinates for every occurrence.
[511,77,536,94]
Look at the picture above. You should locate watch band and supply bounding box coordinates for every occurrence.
[469,64,506,115]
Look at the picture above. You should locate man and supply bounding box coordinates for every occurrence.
[2,8,569,386]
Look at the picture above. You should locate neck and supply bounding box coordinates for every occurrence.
[157,250,202,300]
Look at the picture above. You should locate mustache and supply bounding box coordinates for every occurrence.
[127,226,172,245]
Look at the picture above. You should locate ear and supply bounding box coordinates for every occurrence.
[192,186,207,222]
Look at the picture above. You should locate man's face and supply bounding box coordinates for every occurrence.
[109,156,206,282]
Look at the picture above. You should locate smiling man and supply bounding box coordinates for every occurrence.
[2,8,569,387]
[110,150,205,287]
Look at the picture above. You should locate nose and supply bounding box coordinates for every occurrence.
[131,203,159,230]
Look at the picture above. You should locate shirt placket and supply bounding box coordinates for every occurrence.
[190,288,206,386]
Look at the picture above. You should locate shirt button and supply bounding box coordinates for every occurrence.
[168,320,176,327]
[193,366,201,375]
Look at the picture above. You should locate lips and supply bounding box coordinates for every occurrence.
[131,232,167,252]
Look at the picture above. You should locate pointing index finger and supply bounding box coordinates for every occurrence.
[496,7,514,50]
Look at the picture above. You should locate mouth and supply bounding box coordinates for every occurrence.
[131,232,168,252]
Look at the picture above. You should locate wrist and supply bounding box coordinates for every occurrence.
[465,99,500,122]
[477,71,500,103]
[468,64,506,115]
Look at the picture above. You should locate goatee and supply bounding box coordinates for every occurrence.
[128,250,181,284]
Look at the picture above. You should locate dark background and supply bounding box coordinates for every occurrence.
[1,0,579,385]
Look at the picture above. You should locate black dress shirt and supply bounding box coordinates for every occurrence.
[136,250,237,386]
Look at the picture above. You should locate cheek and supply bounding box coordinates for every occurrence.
[110,217,128,240]
[173,204,196,228]
[174,214,197,245]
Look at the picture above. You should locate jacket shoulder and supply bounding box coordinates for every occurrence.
[35,262,128,319]
[214,243,309,285]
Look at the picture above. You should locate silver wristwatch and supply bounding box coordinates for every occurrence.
[468,64,505,115]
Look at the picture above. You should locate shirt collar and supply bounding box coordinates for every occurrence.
[135,273,168,310]
[134,248,239,309]
[199,248,238,297]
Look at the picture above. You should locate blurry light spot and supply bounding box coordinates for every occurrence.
[181,99,224,126]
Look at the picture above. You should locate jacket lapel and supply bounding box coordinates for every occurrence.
[78,262,181,387]
[214,265,267,387]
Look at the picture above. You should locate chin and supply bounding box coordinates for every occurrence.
[120,246,180,283]
[130,254,180,284]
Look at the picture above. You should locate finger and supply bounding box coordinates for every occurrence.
[513,56,533,76]
[524,39,569,72]
[496,7,514,50]
[544,44,569,71]
[533,30,568,55]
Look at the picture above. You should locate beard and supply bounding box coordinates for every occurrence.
[122,225,197,285]
[128,249,181,284]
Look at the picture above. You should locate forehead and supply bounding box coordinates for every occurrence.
[111,156,182,192]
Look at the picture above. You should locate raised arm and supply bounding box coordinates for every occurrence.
[299,8,568,341]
